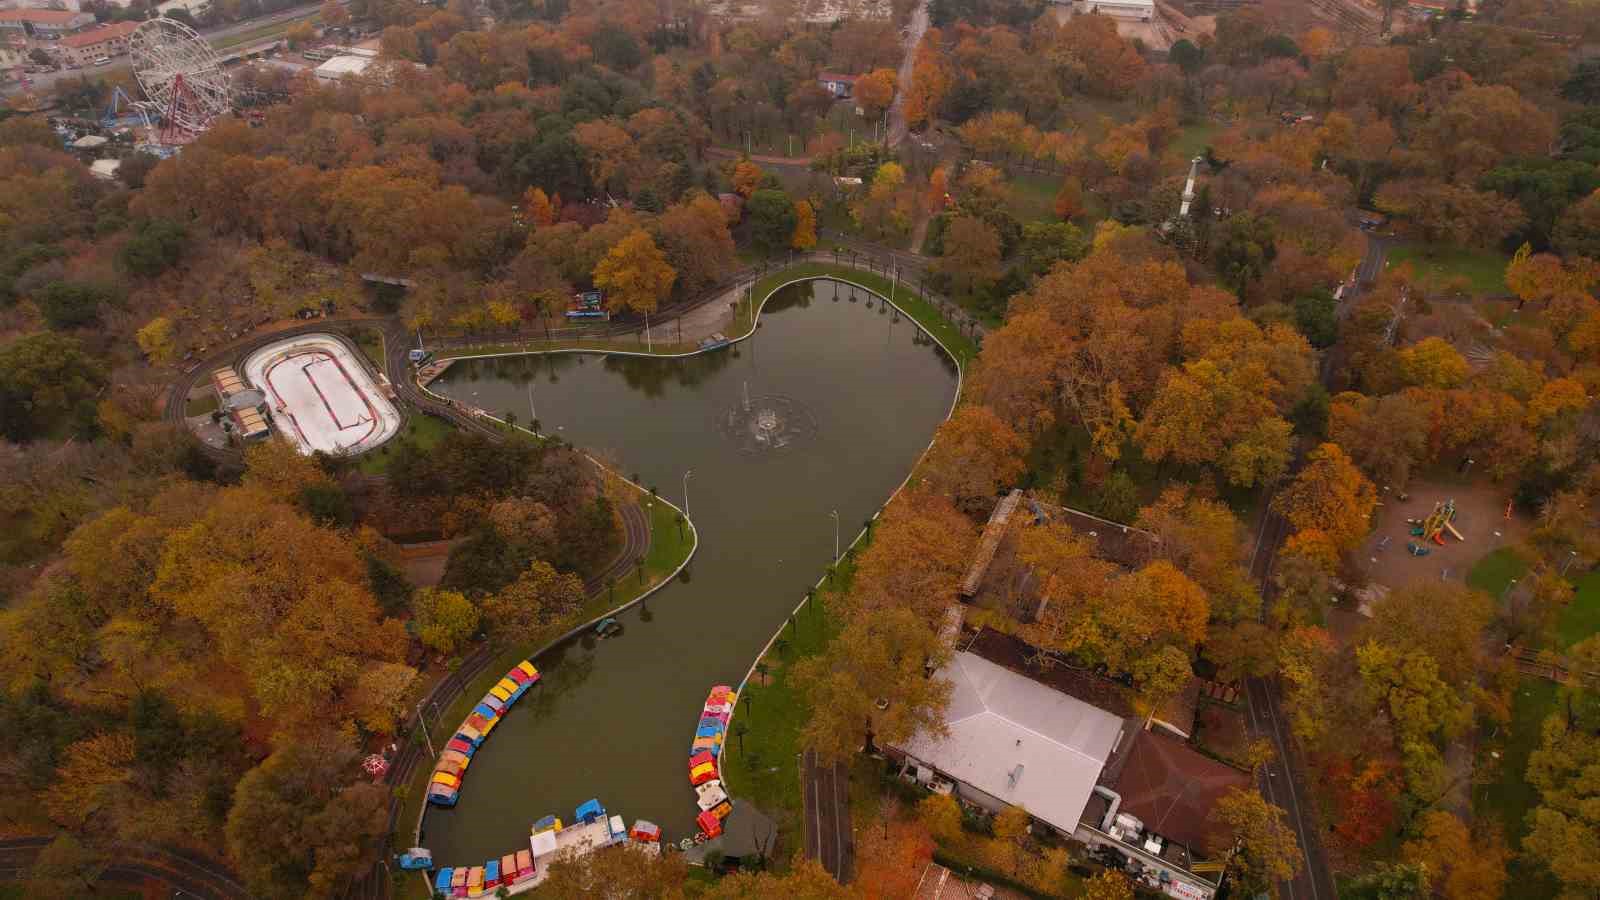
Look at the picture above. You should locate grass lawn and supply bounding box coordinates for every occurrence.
[1475,678,1560,898]
[1558,572,1600,648]
[1008,171,1063,222]
[184,391,220,417]
[1467,547,1530,597]
[1172,122,1220,159]
[1387,244,1510,296]
[356,410,454,475]
[350,325,386,371]
[719,556,851,863]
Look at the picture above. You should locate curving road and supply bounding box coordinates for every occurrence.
[0,837,250,900]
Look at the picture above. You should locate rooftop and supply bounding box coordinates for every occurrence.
[965,626,1138,718]
[896,650,1127,834]
[60,21,140,47]
[0,8,90,23]
[1104,730,1249,856]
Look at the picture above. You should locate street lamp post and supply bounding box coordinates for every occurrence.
[683,470,693,518]
[526,381,536,433]
[415,699,435,758]
[1563,550,1579,576]
[830,509,839,565]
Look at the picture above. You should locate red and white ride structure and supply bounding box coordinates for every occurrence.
[128,19,231,146]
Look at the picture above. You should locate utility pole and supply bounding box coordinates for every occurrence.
[415,699,435,758]
[683,469,693,518]
[527,381,536,433]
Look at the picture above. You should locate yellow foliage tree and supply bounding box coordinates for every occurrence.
[593,228,676,316]
[136,316,176,365]
[790,199,817,251]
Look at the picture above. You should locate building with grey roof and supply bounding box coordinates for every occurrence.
[892,650,1129,836]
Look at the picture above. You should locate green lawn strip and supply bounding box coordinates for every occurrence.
[1387,244,1510,296]
[1007,171,1063,222]
[1467,547,1530,597]
[1474,678,1560,897]
[392,486,696,867]
[719,558,852,863]
[1172,123,1219,159]
[184,391,220,417]
[1558,572,1600,648]
[357,410,453,475]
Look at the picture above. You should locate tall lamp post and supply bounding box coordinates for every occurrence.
[830,509,839,565]
[683,470,694,519]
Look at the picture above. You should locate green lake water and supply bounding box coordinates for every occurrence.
[422,279,958,865]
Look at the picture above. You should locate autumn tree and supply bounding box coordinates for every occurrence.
[1054,176,1084,220]
[1400,811,1509,900]
[225,732,388,899]
[937,216,1002,296]
[855,68,898,119]
[524,186,559,227]
[594,228,676,315]
[919,406,1026,514]
[1082,870,1135,900]
[412,588,479,654]
[794,607,953,765]
[481,560,585,645]
[846,489,976,620]
[1209,788,1302,896]
[731,159,764,198]
[855,818,934,898]
[1272,442,1377,553]
[791,199,817,251]
[656,192,735,296]
[1523,710,1600,895]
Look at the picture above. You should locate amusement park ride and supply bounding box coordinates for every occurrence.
[126,19,232,152]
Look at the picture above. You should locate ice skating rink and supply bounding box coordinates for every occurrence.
[241,334,400,456]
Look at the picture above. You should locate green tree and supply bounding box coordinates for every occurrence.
[118,219,188,277]
[1212,212,1277,295]
[0,332,106,441]
[746,189,797,253]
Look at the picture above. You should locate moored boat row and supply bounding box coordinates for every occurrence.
[428,659,542,807]
[686,685,737,843]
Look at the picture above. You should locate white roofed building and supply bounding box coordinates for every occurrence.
[891,650,1128,836]
[1083,0,1154,20]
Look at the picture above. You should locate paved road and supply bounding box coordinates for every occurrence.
[886,0,930,148]
[1236,231,1391,900]
[802,750,853,882]
[0,837,250,899]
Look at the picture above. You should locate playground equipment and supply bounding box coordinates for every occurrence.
[1408,500,1464,546]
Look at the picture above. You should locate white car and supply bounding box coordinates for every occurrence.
[93,57,112,66]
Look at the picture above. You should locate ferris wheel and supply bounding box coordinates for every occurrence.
[129,19,231,144]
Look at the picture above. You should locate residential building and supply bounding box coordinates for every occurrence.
[0,7,94,36]
[817,71,856,99]
[56,20,138,65]
[6,0,85,12]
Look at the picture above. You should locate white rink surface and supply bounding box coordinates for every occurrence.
[242,333,400,456]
